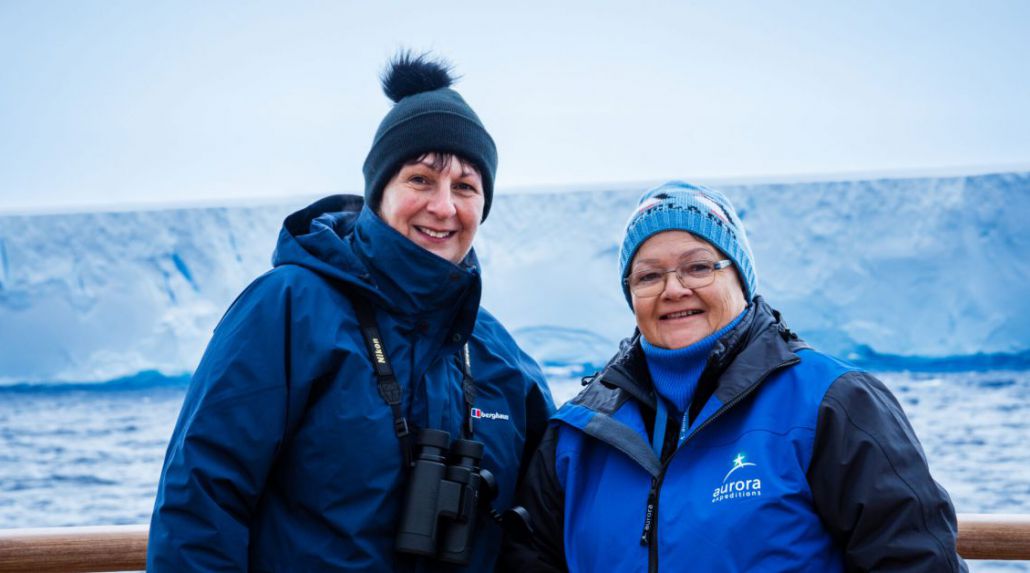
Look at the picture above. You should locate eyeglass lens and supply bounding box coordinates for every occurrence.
[630,261,719,297]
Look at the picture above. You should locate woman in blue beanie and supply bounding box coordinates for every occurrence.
[147,52,554,572]
[502,181,966,572]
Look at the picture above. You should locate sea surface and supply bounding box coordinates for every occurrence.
[1,367,1028,571]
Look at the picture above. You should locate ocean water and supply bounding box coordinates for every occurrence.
[1,368,1028,571]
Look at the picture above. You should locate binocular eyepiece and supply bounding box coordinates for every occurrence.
[395,429,498,565]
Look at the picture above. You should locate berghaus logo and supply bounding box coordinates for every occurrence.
[470,408,510,421]
[712,453,762,503]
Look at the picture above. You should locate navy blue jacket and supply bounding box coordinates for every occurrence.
[148,195,554,572]
[503,300,966,572]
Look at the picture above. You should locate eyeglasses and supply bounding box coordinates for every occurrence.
[624,259,732,298]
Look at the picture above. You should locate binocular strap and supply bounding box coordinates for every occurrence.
[352,296,476,467]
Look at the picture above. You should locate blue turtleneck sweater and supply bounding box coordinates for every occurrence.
[641,309,746,420]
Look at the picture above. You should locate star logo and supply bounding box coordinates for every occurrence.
[723,452,757,483]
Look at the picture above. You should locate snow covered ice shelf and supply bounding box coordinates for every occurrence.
[1,171,1028,385]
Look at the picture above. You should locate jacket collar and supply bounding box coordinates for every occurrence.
[697,298,804,416]
[272,195,481,337]
[350,206,481,320]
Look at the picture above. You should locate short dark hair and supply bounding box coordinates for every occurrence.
[401,152,481,177]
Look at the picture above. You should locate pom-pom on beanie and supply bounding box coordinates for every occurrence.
[619,181,757,307]
[362,51,498,220]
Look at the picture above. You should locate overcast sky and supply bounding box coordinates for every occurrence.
[1,0,1028,212]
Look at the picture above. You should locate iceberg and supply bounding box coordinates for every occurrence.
[1,171,1027,384]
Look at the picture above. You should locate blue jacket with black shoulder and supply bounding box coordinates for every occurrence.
[503,299,966,573]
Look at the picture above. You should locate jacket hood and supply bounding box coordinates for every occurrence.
[271,194,482,320]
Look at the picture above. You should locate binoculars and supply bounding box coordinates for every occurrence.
[395,429,498,565]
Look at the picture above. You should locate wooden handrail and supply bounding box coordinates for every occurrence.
[0,524,147,573]
[957,513,1030,561]
[0,514,1027,571]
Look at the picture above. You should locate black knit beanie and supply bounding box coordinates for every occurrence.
[362,52,498,221]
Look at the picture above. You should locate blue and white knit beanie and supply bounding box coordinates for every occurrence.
[619,181,757,307]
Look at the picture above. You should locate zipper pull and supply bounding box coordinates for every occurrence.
[640,478,658,546]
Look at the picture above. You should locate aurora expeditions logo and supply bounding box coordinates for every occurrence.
[712,453,762,503]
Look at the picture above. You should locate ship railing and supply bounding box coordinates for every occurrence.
[0,514,1029,572]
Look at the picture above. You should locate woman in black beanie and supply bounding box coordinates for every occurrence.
[147,52,554,572]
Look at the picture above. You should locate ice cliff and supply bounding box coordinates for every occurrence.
[1,171,1027,384]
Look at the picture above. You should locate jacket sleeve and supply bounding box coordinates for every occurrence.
[500,426,568,573]
[147,276,297,571]
[807,371,968,572]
